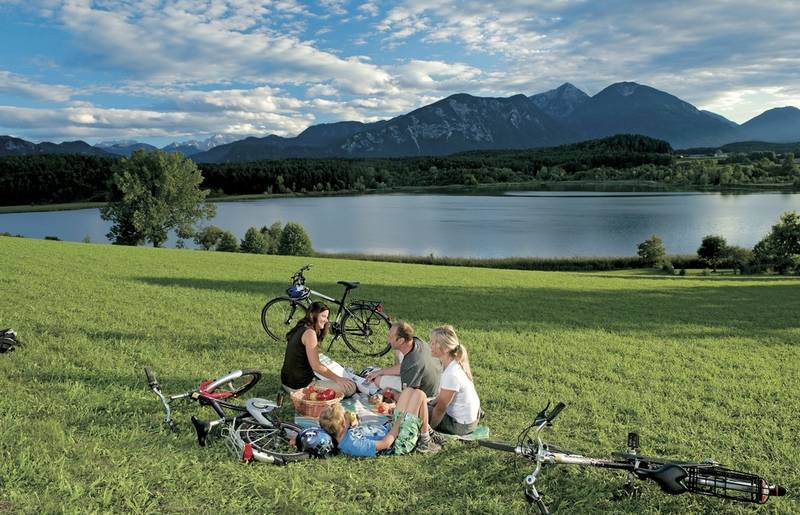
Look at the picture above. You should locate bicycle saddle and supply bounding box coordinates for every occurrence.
[636,464,688,495]
[337,281,360,290]
[246,398,277,426]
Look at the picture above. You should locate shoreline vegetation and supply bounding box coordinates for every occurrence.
[2,135,799,214]
[0,178,797,215]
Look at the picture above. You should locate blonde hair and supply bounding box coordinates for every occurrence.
[430,325,473,381]
[319,403,346,440]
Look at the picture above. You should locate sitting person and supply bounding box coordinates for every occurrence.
[280,301,356,397]
[364,320,440,398]
[427,325,481,436]
[318,387,440,457]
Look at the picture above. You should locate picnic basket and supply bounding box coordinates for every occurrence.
[291,389,344,418]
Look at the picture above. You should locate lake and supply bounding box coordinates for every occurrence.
[2,192,799,257]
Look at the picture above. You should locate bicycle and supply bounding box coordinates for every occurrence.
[261,264,392,357]
[144,367,308,464]
[478,402,787,514]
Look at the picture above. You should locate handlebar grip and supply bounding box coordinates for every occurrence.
[144,367,158,388]
[547,402,566,422]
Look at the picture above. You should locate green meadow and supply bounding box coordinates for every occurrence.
[1,236,798,514]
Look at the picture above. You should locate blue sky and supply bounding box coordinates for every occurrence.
[1,0,798,146]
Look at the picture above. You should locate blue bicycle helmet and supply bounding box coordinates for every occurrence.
[287,285,310,301]
[296,427,335,458]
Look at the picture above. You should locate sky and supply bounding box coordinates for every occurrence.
[1,0,799,146]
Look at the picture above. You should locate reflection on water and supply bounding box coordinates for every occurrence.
[2,192,799,257]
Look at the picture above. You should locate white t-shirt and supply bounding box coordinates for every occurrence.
[440,361,480,424]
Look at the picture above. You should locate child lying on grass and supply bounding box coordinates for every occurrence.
[318,388,441,457]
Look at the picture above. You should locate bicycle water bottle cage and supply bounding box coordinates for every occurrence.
[287,285,310,300]
[337,281,360,290]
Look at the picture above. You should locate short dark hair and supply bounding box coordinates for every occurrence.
[391,320,414,342]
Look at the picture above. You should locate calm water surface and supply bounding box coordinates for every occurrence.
[2,192,799,257]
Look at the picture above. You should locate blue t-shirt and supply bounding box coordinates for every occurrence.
[338,424,389,457]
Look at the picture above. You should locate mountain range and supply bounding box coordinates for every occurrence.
[2,82,798,162]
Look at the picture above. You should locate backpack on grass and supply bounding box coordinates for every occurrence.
[0,328,19,353]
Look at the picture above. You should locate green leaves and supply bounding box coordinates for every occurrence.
[101,150,215,246]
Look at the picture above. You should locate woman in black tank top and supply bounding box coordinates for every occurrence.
[280,302,355,395]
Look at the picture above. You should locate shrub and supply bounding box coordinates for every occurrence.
[194,225,223,250]
[752,211,800,274]
[44,236,60,241]
[661,261,675,274]
[260,221,283,254]
[278,222,313,256]
[697,235,728,271]
[679,268,686,276]
[637,235,666,267]
[216,231,239,252]
[240,227,269,254]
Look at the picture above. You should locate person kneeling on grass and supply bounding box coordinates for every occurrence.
[280,301,356,397]
[428,325,481,436]
[318,388,441,457]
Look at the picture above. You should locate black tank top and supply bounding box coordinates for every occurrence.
[280,324,316,388]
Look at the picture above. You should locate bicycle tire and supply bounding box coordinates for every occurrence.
[201,369,261,399]
[261,297,308,342]
[478,440,519,453]
[235,419,310,464]
[341,305,392,356]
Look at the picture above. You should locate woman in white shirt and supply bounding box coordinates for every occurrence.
[428,325,481,435]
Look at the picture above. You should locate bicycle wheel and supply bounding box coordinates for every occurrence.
[200,369,261,399]
[341,305,392,356]
[235,419,310,464]
[261,297,308,342]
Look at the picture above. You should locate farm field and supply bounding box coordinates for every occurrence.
[1,236,798,514]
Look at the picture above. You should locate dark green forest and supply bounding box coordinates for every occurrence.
[2,135,798,207]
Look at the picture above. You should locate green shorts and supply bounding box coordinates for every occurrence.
[391,412,421,455]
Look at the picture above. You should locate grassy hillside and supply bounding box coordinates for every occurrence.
[1,236,798,514]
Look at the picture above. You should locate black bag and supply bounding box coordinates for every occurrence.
[0,328,18,353]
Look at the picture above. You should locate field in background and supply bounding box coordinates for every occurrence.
[1,236,798,513]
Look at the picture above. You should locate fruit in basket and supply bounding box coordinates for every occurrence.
[320,388,336,401]
[307,392,319,401]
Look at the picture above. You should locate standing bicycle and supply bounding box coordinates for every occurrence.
[478,402,787,513]
[261,264,392,357]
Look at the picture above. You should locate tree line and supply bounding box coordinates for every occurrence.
[2,135,797,208]
[637,211,800,274]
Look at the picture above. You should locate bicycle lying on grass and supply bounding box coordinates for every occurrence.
[478,402,787,514]
[261,264,392,356]
[144,367,308,464]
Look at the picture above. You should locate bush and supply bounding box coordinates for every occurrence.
[44,235,60,241]
[278,222,313,256]
[752,211,800,274]
[260,221,283,254]
[637,235,666,267]
[679,268,686,276]
[194,225,223,250]
[697,235,728,271]
[216,231,239,252]
[240,227,269,254]
[661,261,675,274]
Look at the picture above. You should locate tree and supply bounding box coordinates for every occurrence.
[278,222,313,256]
[753,211,800,274]
[216,230,239,252]
[101,150,215,246]
[637,235,666,267]
[240,226,269,254]
[697,235,729,271]
[781,153,798,176]
[260,221,283,254]
[194,225,223,250]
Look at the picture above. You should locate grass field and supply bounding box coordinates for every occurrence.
[1,236,798,514]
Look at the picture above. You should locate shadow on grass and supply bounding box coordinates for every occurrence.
[135,277,800,340]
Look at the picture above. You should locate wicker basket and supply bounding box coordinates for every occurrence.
[290,389,344,418]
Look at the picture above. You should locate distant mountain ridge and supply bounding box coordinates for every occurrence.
[1,135,111,157]
[2,81,799,161]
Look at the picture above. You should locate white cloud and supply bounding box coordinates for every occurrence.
[306,83,339,97]
[0,70,73,102]
[358,1,379,17]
